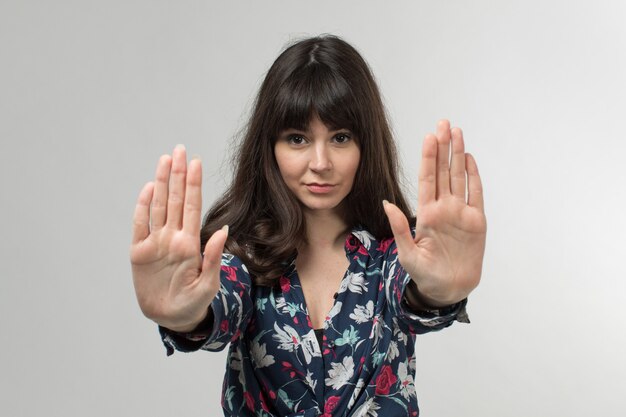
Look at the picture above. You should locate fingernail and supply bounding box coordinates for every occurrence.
[382,200,389,206]
[192,154,201,161]
[221,225,229,235]
[175,144,185,150]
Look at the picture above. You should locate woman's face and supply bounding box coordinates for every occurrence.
[274,115,361,217]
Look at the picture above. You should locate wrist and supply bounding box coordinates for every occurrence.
[164,307,213,333]
[404,280,456,310]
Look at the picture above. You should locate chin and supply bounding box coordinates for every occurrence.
[300,198,347,214]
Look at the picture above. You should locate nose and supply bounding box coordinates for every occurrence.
[309,142,332,172]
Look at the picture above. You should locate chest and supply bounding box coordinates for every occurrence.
[296,251,349,329]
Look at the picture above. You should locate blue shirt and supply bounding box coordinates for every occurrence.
[160,227,469,417]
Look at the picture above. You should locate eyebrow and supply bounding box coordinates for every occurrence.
[281,127,351,134]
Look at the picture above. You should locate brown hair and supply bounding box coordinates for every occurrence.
[201,35,414,286]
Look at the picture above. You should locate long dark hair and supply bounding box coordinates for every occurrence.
[201,35,414,286]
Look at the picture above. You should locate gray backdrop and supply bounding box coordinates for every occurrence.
[1,1,625,416]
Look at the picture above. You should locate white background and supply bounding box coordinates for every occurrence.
[1,1,625,416]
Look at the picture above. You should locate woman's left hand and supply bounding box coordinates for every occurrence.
[383,119,487,307]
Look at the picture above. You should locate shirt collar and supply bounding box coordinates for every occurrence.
[346,225,381,258]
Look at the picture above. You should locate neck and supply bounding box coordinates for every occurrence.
[301,208,350,250]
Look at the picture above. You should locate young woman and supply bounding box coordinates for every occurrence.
[131,35,486,417]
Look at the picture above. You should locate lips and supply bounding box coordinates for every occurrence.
[305,183,335,194]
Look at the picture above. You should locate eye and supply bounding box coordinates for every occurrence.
[286,134,306,145]
[333,132,352,144]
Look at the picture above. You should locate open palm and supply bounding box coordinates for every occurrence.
[130,145,227,331]
[384,120,486,306]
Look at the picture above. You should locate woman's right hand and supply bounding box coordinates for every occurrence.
[130,145,227,332]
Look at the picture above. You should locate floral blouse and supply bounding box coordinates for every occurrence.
[160,227,469,417]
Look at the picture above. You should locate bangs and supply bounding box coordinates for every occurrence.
[271,64,361,138]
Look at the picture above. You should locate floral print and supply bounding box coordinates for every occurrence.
[160,227,468,416]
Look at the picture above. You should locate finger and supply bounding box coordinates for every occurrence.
[418,134,438,208]
[166,144,187,230]
[435,119,452,198]
[151,154,172,231]
[383,200,415,258]
[466,153,484,211]
[132,182,155,244]
[182,156,203,235]
[449,127,466,199]
[200,225,229,284]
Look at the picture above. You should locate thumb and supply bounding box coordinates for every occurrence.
[382,200,415,257]
[200,225,229,281]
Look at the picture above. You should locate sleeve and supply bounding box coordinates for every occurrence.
[158,253,254,356]
[383,239,470,335]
